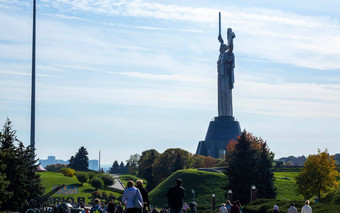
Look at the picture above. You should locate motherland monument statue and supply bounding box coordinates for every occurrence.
[196,12,241,158]
[217,27,235,117]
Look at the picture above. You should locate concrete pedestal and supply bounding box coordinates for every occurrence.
[196,116,241,158]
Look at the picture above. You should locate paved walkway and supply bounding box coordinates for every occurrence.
[109,174,125,191]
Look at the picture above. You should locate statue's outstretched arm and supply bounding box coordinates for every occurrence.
[218,34,224,44]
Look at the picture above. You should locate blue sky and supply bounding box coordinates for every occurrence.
[1,0,340,165]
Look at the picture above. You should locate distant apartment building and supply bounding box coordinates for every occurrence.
[89,159,99,171]
[39,156,69,167]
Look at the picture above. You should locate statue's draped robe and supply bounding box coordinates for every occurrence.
[217,48,235,116]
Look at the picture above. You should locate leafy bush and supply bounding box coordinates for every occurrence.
[91,177,104,190]
[331,187,340,205]
[60,167,75,177]
[76,172,88,185]
[100,174,114,187]
[88,172,97,181]
[45,164,67,172]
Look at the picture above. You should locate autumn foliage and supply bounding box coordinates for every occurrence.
[296,149,339,200]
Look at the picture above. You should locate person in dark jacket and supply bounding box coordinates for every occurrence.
[189,201,197,213]
[116,202,123,213]
[230,201,240,213]
[107,201,115,213]
[136,179,151,213]
[166,178,185,213]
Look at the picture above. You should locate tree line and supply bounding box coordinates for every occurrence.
[1,118,338,210]
[109,148,226,191]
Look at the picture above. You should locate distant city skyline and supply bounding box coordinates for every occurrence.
[1,0,340,164]
[39,155,100,171]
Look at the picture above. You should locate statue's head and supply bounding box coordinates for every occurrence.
[227,28,236,40]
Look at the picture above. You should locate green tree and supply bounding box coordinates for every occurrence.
[91,177,104,190]
[120,161,125,167]
[0,151,12,209]
[76,172,88,185]
[126,153,140,175]
[152,148,191,185]
[0,119,44,211]
[68,146,89,171]
[45,163,67,172]
[138,149,160,191]
[296,149,339,200]
[100,174,114,188]
[256,142,276,199]
[226,131,258,204]
[225,130,276,204]
[109,160,119,174]
[191,154,206,168]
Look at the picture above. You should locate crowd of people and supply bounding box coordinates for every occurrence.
[217,200,313,213]
[86,178,313,213]
[218,200,242,213]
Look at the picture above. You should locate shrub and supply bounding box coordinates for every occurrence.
[76,172,88,185]
[100,174,114,188]
[88,172,97,181]
[61,167,75,177]
[91,177,104,190]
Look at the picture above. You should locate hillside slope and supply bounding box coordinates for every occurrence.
[40,171,121,204]
[149,169,228,207]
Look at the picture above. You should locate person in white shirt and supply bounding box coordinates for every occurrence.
[122,180,143,213]
[301,200,312,213]
[219,203,228,213]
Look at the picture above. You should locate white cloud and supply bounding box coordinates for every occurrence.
[3,1,340,70]
[55,13,85,20]
[0,70,63,78]
[111,72,212,84]
[235,81,340,118]
[119,24,204,33]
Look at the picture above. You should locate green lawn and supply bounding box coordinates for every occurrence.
[39,171,121,205]
[149,169,228,208]
[39,169,339,212]
[274,172,304,201]
[149,170,303,208]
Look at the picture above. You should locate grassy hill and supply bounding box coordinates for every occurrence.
[274,172,303,201]
[149,170,304,208]
[39,171,121,204]
[149,169,228,208]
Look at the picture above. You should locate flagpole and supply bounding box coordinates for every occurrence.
[30,0,36,157]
